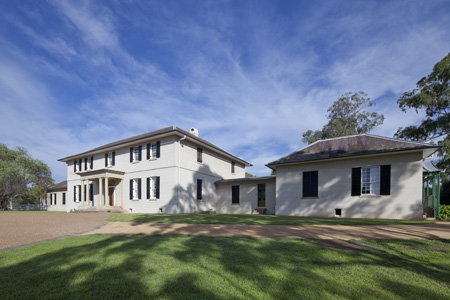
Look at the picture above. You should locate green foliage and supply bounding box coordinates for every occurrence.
[0,144,53,210]
[1,235,449,299]
[302,91,384,144]
[245,172,255,178]
[270,170,276,175]
[438,205,450,220]
[395,52,450,179]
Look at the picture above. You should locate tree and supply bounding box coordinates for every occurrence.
[245,172,255,178]
[302,91,384,144]
[395,52,450,178]
[0,144,53,210]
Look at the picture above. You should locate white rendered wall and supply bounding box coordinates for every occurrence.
[215,181,276,214]
[275,151,424,220]
[47,190,68,211]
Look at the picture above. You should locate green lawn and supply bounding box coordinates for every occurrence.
[108,213,435,225]
[0,235,448,299]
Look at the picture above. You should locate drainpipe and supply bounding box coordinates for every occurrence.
[177,135,187,214]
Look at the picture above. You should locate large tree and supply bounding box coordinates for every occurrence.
[0,144,53,210]
[395,52,450,178]
[302,91,384,144]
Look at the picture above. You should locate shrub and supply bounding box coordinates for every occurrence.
[438,205,450,220]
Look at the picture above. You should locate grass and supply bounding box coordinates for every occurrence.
[108,213,435,225]
[0,235,449,299]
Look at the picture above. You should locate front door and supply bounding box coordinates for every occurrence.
[109,188,115,206]
[257,184,266,207]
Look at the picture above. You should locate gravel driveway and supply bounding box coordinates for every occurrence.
[0,213,110,250]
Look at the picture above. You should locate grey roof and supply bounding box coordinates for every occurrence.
[59,126,251,166]
[267,134,440,167]
[423,160,441,172]
[215,175,276,184]
[48,180,67,191]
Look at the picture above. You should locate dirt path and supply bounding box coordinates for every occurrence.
[0,213,110,250]
[86,221,450,240]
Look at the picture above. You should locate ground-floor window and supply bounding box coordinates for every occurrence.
[232,185,239,204]
[130,178,141,200]
[197,179,203,200]
[147,177,160,199]
[302,171,318,197]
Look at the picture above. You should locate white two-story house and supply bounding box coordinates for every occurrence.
[50,126,250,213]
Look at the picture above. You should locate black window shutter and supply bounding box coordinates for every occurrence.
[78,159,82,171]
[105,154,108,167]
[74,161,76,172]
[130,179,133,200]
[351,167,362,196]
[156,177,160,199]
[63,193,66,205]
[138,178,142,199]
[146,144,150,160]
[380,165,391,195]
[130,148,134,162]
[50,194,52,205]
[90,157,93,169]
[74,186,76,202]
[232,185,239,203]
[138,145,142,161]
[55,194,57,205]
[84,158,87,170]
[112,152,115,166]
[311,171,318,197]
[156,141,161,158]
[302,172,311,197]
[146,177,150,199]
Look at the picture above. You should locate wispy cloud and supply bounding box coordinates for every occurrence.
[0,0,449,180]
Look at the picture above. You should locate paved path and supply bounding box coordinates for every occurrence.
[86,221,450,240]
[0,213,110,250]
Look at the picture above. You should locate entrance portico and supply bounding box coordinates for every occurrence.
[78,169,125,209]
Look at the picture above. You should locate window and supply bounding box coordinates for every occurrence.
[74,161,77,172]
[303,171,318,198]
[49,194,52,205]
[130,146,142,163]
[62,193,66,205]
[197,148,203,163]
[146,142,161,160]
[231,162,235,174]
[352,165,391,196]
[89,183,94,202]
[232,185,239,204]
[361,166,380,195]
[54,193,57,205]
[78,159,82,172]
[105,152,115,167]
[147,177,160,199]
[197,179,203,200]
[84,158,88,171]
[90,156,94,170]
[74,185,81,202]
[129,178,142,200]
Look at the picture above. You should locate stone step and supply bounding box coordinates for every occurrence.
[71,207,127,214]
[253,208,267,215]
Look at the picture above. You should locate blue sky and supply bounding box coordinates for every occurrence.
[1,0,450,182]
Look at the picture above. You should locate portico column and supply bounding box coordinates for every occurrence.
[98,178,103,207]
[105,177,109,206]
[82,180,86,206]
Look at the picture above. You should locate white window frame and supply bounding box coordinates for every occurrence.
[107,153,113,167]
[131,178,140,200]
[361,166,380,195]
[132,147,140,163]
[148,144,157,160]
[148,177,158,199]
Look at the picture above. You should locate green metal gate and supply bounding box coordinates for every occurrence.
[423,161,441,218]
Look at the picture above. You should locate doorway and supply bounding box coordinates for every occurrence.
[257,184,266,207]
[108,187,115,206]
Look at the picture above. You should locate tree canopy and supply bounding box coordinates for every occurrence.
[395,52,450,177]
[302,91,384,144]
[0,144,53,210]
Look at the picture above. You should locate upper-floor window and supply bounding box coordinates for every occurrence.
[303,171,318,198]
[130,146,142,163]
[84,157,94,171]
[105,152,116,167]
[146,142,161,160]
[197,148,203,163]
[231,162,235,174]
[147,176,160,199]
[130,178,142,200]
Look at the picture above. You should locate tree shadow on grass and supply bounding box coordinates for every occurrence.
[0,235,449,300]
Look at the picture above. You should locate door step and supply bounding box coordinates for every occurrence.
[71,207,127,213]
[253,208,267,214]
